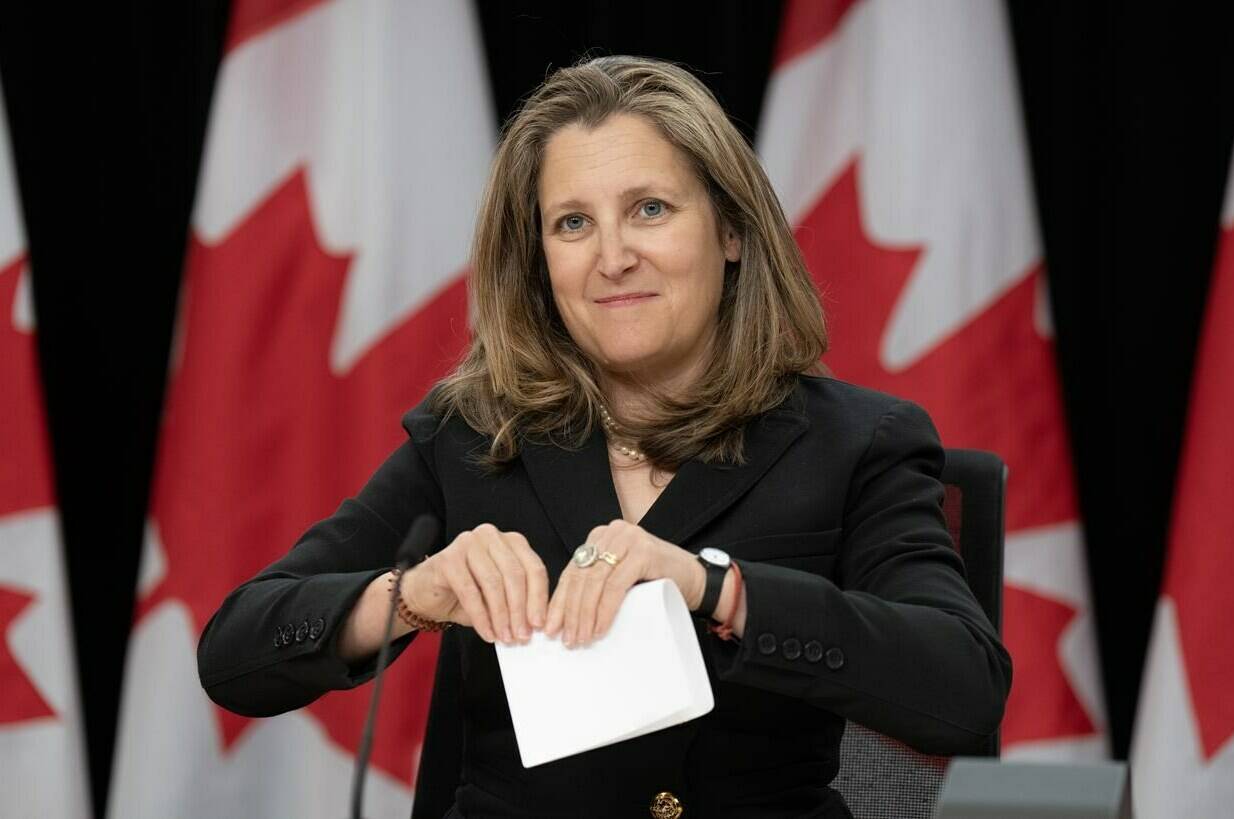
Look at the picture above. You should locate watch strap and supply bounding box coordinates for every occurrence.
[696,557,727,617]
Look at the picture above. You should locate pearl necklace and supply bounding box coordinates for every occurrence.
[598,402,646,461]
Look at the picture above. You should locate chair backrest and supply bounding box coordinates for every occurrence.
[411,448,1008,819]
[830,448,1007,819]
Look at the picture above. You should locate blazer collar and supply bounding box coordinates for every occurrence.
[520,401,809,560]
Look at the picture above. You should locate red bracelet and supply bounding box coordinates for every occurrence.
[707,561,743,642]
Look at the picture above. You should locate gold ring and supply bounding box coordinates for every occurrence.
[598,551,620,566]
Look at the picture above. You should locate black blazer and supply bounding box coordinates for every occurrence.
[198,375,1011,819]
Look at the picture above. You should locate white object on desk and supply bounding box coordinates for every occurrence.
[495,578,715,768]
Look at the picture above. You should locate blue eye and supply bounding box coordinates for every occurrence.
[640,200,665,217]
[561,214,586,232]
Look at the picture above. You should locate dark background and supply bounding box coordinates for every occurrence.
[2,2,1232,815]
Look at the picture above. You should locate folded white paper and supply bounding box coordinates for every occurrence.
[495,578,715,767]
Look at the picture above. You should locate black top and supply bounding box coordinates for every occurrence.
[197,375,1012,818]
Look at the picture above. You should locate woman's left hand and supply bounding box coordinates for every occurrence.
[545,519,705,647]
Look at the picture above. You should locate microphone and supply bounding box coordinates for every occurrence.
[349,513,441,819]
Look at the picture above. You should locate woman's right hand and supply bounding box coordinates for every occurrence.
[402,523,549,645]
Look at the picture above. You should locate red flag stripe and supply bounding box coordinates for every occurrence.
[773,0,861,69]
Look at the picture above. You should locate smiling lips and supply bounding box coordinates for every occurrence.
[594,292,657,306]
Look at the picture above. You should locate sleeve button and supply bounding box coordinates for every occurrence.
[309,618,325,640]
[757,633,777,655]
[804,640,824,663]
[281,624,295,646]
[295,621,309,642]
[825,647,845,670]
[781,637,802,660]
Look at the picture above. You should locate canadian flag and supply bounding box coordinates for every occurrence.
[0,77,92,815]
[1129,156,1234,814]
[106,2,492,817]
[759,0,1107,758]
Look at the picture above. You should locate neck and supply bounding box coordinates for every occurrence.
[599,353,711,421]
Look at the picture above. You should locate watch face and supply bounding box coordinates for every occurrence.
[699,547,731,568]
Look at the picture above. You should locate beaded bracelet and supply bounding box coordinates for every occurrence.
[388,568,451,633]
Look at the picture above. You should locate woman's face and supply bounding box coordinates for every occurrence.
[538,113,741,390]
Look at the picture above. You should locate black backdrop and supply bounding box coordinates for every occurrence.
[1,2,1232,815]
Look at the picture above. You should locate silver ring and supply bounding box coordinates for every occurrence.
[573,543,598,568]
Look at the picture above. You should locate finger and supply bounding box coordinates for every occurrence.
[575,562,614,645]
[545,569,572,637]
[561,567,588,648]
[594,559,641,639]
[506,532,549,630]
[584,525,639,642]
[489,537,530,641]
[442,559,494,643]
[467,545,513,644]
[571,523,622,644]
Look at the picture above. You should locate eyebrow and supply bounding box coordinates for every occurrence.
[542,184,674,221]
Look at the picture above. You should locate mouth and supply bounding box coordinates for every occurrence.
[594,292,658,306]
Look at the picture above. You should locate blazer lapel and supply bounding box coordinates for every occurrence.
[520,401,810,559]
[520,425,623,562]
[638,407,809,547]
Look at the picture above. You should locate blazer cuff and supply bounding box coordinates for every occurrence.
[200,568,418,714]
[708,560,841,690]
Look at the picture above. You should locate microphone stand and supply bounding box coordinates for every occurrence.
[349,514,439,819]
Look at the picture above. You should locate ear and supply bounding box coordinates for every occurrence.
[722,226,742,263]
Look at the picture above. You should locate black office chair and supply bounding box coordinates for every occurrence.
[831,448,1007,819]
[411,448,1008,819]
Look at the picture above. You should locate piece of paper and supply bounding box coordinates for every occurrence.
[495,578,715,767]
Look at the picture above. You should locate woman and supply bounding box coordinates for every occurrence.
[198,56,1011,818]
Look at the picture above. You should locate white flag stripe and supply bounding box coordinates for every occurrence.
[1132,600,1234,816]
[1224,168,1234,224]
[762,0,1042,371]
[0,81,21,262]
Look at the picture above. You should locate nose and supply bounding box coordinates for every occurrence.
[595,223,637,281]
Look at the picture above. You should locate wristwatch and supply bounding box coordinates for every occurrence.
[695,547,731,617]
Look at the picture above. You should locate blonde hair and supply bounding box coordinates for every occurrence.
[433,55,826,470]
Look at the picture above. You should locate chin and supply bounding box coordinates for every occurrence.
[593,348,661,376]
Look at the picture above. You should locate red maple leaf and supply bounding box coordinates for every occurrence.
[0,255,55,517]
[0,586,56,726]
[1163,223,1234,759]
[999,587,1095,744]
[0,584,56,725]
[0,255,60,728]
[136,169,469,783]
[799,160,1095,744]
